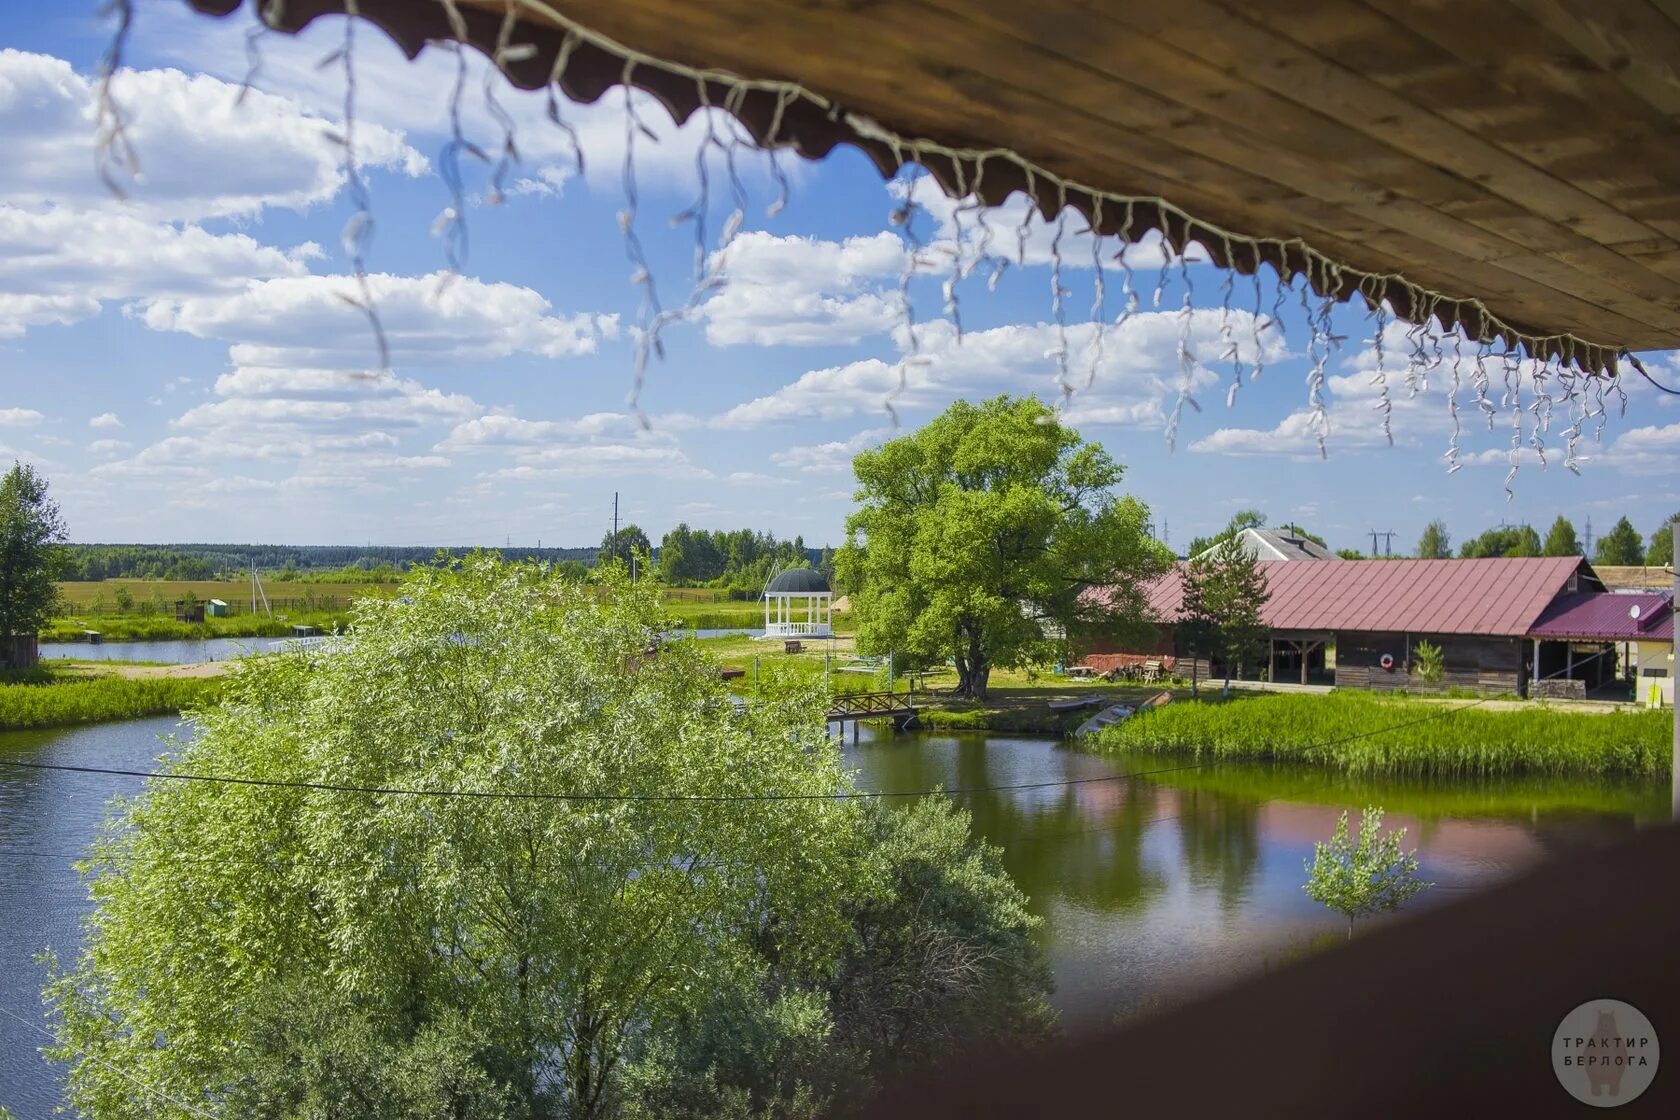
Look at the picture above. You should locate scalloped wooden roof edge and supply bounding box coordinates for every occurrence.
[183,0,1680,376]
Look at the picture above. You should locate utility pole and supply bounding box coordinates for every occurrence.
[1368,529,1396,557]
[612,491,620,566]
[1584,515,1594,557]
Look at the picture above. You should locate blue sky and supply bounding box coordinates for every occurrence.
[1,1,1676,553]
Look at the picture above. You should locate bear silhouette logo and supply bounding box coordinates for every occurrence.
[1552,998,1660,1107]
[1585,1008,1628,1098]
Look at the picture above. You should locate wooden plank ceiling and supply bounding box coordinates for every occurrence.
[186,0,1680,364]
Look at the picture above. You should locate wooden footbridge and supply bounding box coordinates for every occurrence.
[826,690,918,740]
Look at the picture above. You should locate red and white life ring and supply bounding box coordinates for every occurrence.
[1379,653,1395,670]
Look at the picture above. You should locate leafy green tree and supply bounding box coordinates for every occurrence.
[1458,524,1540,558]
[112,585,133,614]
[1645,513,1677,569]
[1593,516,1646,567]
[1181,533,1271,696]
[47,558,861,1119]
[1416,519,1450,559]
[1303,807,1431,940]
[598,524,652,569]
[826,799,1053,1076]
[837,396,1167,699]
[0,462,67,660]
[1542,515,1581,557]
[1411,640,1444,684]
[1335,548,1365,560]
[46,557,1049,1119]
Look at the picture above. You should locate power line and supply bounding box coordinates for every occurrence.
[0,671,1543,807]
[0,756,1217,804]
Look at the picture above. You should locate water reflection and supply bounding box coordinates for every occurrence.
[844,729,1659,1026]
[0,720,1660,1118]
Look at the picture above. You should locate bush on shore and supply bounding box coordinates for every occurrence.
[0,674,224,731]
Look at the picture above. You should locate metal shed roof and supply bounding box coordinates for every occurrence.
[1527,591,1674,642]
[1136,556,1594,637]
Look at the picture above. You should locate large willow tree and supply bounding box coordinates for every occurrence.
[838,396,1167,699]
[47,557,1049,1119]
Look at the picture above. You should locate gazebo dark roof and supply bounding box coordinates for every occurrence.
[765,568,830,596]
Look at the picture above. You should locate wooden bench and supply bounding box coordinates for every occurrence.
[784,640,803,654]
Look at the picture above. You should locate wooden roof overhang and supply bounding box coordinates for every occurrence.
[183,0,1680,374]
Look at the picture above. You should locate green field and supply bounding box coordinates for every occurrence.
[56,579,391,614]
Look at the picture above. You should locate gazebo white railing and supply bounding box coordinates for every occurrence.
[762,568,833,639]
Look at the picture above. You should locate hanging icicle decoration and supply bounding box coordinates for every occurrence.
[324,0,389,372]
[1218,241,1243,409]
[619,67,666,427]
[1082,195,1107,392]
[1472,335,1497,430]
[1444,328,1465,472]
[482,1,531,207]
[1503,348,1523,501]
[543,31,585,177]
[1366,293,1393,447]
[1249,271,1270,383]
[1050,202,1074,401]
[1164,267,1201,452]
[763,88,794,220]
[145,0,1655,486]
[1528,354,1551,470]
[883,167,929,428]
[1299,264,1341,460]
[1111,200,1140,340]
[94,0,140,199]
[941,160,977,342]
[235,0,279,106]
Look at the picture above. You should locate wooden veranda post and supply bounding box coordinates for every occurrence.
[1672,523,1678,822]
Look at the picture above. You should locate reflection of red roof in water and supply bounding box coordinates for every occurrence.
[1110,557,1594,637]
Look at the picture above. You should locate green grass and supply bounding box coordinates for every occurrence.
[55,578,389,611]
[1093,691,1671,779]
[40,610,351,643]
[1109,753,1670,822]
[0,674,225,731]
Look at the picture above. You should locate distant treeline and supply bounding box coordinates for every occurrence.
[60,544,598,582]
[654,525,829,593]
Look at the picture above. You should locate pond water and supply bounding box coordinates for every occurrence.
[38,637,287,663]
[39,630,764,666]
[0,721,1663,1118]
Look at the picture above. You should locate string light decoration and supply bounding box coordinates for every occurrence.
[148,0,1677,487]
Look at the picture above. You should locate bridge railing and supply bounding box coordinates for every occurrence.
[826,690,915,718]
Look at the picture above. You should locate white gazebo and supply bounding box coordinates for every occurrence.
[763,568,833,638]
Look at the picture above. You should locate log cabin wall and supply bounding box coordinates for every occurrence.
[1332,632,1524,696]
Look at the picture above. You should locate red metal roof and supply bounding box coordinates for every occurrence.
[1527,592,1674,642]
[1126,557,1593,637]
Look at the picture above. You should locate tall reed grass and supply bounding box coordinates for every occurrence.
[1094,692,1669,779]
[0,675,224,731]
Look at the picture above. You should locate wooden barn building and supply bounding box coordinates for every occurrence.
[1081,556,1659,698]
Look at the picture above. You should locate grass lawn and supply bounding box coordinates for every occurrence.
[1092,690,1670,779]
[686,634,1177,731]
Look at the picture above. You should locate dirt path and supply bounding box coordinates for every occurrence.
[54,661,232,680]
